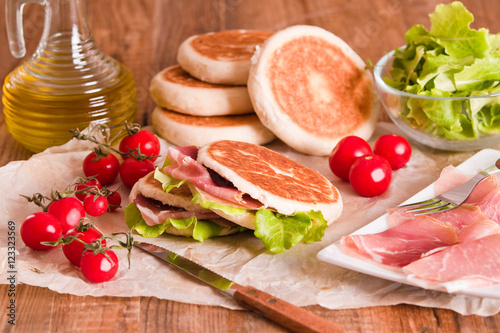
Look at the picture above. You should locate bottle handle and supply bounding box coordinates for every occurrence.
[6,0,46,58]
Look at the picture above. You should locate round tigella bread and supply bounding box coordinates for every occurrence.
[177,30,273,85]
[248,25,379,156]
[150,65,254,116]
[197,140,343,225]
[152,106,276,147]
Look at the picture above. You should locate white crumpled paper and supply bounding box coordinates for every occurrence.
[1,122,500,316]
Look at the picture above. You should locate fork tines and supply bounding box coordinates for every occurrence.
[397,197,457,215]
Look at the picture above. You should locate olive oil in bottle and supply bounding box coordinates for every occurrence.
[3,0,137,153]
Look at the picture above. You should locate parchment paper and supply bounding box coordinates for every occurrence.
[1,122,500,316]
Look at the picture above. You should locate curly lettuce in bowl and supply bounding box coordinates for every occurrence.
[381,1,500,144]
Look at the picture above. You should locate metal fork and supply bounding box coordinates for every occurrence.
[398,158,500,215]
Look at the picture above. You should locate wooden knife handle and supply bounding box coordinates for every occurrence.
[232,285,344,333]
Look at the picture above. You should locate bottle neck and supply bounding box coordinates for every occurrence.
[41,0,93,49]
[20,0,120,89]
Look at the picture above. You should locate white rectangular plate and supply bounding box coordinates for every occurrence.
[318,148,500,299]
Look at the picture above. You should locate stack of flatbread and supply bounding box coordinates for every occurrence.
[151,30,276,147]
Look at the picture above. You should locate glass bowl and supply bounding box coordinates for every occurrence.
[373,50,500,151]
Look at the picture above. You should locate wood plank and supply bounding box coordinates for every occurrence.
[1,285,499,332]
[0,285,141,332]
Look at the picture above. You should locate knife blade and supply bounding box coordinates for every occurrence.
[134,242,344,333]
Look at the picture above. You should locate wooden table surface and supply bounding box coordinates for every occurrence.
[1,0,499,332]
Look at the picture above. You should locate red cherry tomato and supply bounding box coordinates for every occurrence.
[47,197,86,234]
[63,226,106,266]
[329,136,372,181]
[74,179,102,201]
[119,130,160,162]
[83,194,109,217]
[83,152,120,186]
[80,249,119,283]
[106,191,122,212]
[373,134,412,170]
[20,212,62,251]
[119,158,155,188]
[349,155,392,197]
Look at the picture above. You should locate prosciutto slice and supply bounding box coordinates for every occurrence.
[386,173,496,228]
[340,216,458,267]
[341,163,500,291]
[387,204,487,229]
[403,233,500,292]
[465,175,498,204]
[134,194,221,226]
[457,219,500,243]
[433,165,472,195]
[434,166,498,202]
[478,188,500,224]
[164,146,263,210]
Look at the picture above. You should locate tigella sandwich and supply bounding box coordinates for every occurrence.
[125,140,343,253]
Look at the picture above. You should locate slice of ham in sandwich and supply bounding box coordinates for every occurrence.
[128,171,243,238]
[133,194,221,227]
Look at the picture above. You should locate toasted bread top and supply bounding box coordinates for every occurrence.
[197,140,342,223]
[267,35,374,138]
[248,25,379,156]
[189,30,273,62]
[160,65,244,88]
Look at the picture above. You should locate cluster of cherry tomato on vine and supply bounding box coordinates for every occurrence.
[78,123,161,189]
[20,183,131,283]
[328,134,412,197]
[19,122,160,283]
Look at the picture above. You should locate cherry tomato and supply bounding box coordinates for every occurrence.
[74,179,102,201]
[63,226,106,266]
[349,155,392,197]
[119,158,155,188]
[83,152,120,186]
[80,249,119,283]
[329,136,372,181]
[373,134,412,170]
[47,197,86,234]
[20,212,62,251]
[106,191,122,212]
[119,130,160,162]
[83,194,109,217]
